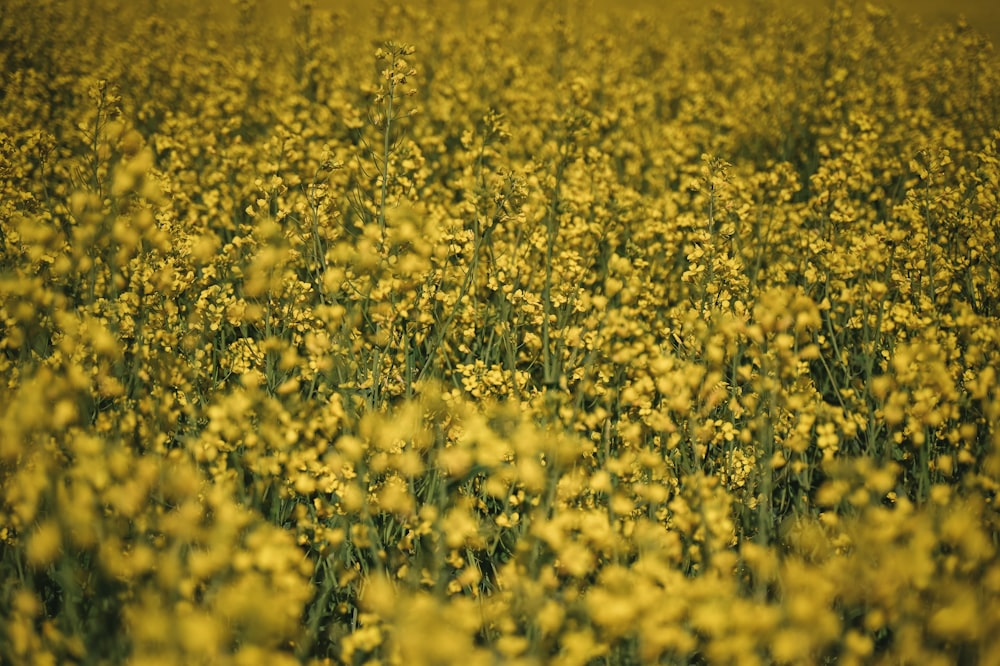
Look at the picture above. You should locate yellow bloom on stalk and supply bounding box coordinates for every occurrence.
[177,610,226,657]
[555,541,596,579]
[377,473,415,518]
[25,520,61,568]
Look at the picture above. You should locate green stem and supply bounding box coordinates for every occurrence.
[378,55,395,237]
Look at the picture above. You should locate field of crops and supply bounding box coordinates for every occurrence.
[2,0,999,664]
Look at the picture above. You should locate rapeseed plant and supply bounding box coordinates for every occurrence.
[1,0,999,664]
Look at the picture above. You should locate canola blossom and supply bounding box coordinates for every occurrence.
[1,1,999,664]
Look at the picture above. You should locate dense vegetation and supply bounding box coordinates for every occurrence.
[2,0,998,664]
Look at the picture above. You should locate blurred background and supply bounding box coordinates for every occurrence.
[604,0,999,47]
[293,0,1000,49]
[710,0,1000,44]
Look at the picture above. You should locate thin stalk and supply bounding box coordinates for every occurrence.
[378,64,394,236]
[416,194,508,385]
[542,162,564,391]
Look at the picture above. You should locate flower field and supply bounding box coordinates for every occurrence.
[2,0,999,664]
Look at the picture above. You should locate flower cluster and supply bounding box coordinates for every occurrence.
[2,0,999,664]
